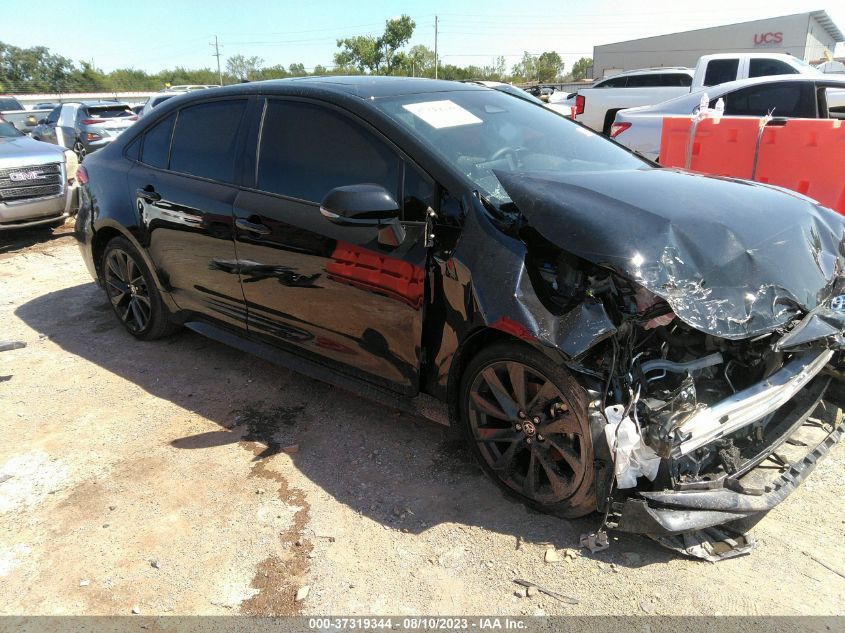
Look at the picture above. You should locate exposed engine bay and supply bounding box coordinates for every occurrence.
[527,237,794,484]
[516,227,845,559]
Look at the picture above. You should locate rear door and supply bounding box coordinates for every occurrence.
[38,106,61,145]
[233,98,433,394]
[127,98,251,329]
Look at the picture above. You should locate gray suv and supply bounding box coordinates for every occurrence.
[33,101,138,160]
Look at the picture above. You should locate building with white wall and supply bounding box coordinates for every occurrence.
[592,10,844,79]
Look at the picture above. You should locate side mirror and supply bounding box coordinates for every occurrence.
[320,184,405,247]
[37,118,47,125]
[320,184,399,225]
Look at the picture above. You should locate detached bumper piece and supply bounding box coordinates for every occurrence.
[612,371,845,555]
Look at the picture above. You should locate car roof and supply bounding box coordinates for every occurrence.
[604,67,693,78]
[170,76,486,102]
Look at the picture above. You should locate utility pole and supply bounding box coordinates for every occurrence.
[434,16,439,79]
[211,35,223,85]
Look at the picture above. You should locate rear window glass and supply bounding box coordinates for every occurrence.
[141,113,175,169]
[703,59,739,87]
[169,100,247,183]
[84,105,134,118]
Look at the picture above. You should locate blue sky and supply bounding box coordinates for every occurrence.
[1,0,842,74]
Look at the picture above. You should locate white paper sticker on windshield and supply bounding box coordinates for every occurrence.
[402,100,482,129]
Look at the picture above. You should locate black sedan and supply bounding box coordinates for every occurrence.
[74,76,845,558]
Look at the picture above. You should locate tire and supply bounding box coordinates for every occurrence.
[101,236,177,340]
[72,139,86,161]
[458,341,596,518]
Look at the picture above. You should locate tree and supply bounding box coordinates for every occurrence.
[571,57,592,81]
[226,54,264,81]
[334,15,415,75]
[288,62,306,76]
[313,64,328,75]
[536,51,564,83]
[401,44,435,77]
[0,42,77,92]
[510,52,538,83]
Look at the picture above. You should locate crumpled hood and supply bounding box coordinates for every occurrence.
[498,168,845,341]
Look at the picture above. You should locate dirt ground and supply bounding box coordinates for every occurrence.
[2,220,845,617]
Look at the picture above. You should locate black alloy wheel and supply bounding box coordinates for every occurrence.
[460,342,596,517]
[102,237,177,340]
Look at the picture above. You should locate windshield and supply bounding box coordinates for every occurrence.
[0,121,23,138]
[374,90,647,204]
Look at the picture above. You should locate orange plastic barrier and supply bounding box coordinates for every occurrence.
[755,120,845,214]
[659,117,845,215]
[660,117,762,180]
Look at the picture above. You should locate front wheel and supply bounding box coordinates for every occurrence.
[102,237,176,340]
[458,341,596,518]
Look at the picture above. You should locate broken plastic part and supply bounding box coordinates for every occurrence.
[651,526,756,562]
[604,404,661,488]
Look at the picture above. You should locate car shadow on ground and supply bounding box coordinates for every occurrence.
[0,222,74,256]
[14,281,677,568]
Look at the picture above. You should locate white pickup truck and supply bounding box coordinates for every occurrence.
[575,53,823,134]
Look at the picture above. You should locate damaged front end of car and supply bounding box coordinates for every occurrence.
[484,168,845,560]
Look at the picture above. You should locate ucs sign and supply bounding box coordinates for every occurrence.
[754,32,783,46]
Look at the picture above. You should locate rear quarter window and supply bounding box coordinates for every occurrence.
[169,100,247,183]
[140,113,176,169]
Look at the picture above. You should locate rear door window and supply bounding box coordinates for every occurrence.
[140,113,175,169]
[256,100,400,204]
[720,82,816,118]
[46,107,60,125]
[749,59,799,78]
[169,99,247,183]
[703,59,739,86]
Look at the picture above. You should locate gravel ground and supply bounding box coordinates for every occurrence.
[1,221,845,616]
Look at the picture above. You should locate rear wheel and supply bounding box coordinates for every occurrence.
[102,237,176,340]
[72,140,86,161]
[458,341,596,518]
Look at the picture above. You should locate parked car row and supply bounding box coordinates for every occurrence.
[573,52,828,134]
[611,75,845,159]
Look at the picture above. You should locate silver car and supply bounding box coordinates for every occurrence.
[33,101,138,160]
[611,75,845,161]
[0,117,79,230]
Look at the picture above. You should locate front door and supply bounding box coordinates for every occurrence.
[234,99,435,394]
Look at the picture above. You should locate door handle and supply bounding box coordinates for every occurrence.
[136,187,161,203]
[235,218,271,236]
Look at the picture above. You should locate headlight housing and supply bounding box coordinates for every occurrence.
[63,149,79,184]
